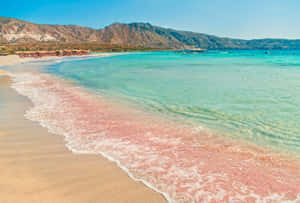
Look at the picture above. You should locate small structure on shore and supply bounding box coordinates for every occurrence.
[16,49,90,58]
[0,53,8,56]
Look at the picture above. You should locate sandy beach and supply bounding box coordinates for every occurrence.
[0,55,52,67]
[0,56,166,203]
[0,53,124,68]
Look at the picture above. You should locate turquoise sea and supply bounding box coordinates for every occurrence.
[9,50,300,202]
[46,50,300,155]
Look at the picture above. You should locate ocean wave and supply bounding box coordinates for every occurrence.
[10,72,300,203]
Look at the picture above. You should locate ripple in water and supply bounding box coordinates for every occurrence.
[11,72,300,202]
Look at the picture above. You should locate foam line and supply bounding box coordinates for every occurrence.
[10,72,300,203]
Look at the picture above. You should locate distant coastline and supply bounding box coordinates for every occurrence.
[0,52,124,68]
[2,16,300,51]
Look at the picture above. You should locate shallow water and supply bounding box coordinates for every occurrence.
[10,51,300,202]
[47,51,300,154]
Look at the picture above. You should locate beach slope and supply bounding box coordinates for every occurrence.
[0,74,166,203]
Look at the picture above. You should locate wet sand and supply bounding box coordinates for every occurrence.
[0,75,166,203]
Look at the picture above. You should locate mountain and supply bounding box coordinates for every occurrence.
[1,16,300,49]
[97,22,245,49]
[0,17,98,43]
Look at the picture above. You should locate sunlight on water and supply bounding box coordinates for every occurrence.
[10,50,300,202]
[46,51,300,155]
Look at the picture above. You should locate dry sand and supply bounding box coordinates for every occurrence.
[0,55,22,67]
[0,55,40,67]
[0,53,124,68]
[0,73,166,202]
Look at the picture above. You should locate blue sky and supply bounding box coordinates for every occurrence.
[2,0,300,39]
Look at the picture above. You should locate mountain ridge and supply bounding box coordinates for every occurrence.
[1,17,300,49]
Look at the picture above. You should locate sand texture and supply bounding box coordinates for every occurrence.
[0,75,166,203]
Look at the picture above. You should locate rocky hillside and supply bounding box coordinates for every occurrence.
[1,16,300,49]
[0,17,98,43]
[97,22,245,49]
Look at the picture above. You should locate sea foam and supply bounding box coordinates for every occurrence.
[11,72,300,203]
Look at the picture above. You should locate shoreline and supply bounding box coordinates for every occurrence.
[2,52,300,202]
[0,52,125,68]
[0,55,167,203]
[11,68,300,202]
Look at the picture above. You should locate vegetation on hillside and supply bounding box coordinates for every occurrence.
[1,16,300,50]
[0,43,167,55]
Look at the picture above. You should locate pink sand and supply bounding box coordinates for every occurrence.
[11,72,300,202]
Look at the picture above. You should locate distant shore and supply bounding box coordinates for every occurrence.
[0,55,166,203]
[0,52,124,67]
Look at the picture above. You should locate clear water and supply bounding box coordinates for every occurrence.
[10,51,300,202]
[46,51,300,155]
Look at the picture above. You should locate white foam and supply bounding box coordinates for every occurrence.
[10,72,174,202]
[10,72,300,203]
